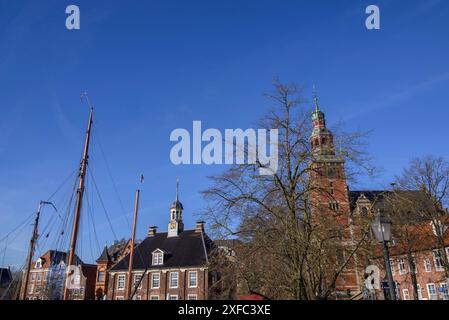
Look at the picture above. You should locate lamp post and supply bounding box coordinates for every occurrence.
[371,209,396,300]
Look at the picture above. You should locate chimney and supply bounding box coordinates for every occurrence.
[195,221,205,233]
[148,226,158,237]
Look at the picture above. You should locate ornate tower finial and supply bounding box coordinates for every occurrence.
[176,178,179,202]
[312,84,320,112]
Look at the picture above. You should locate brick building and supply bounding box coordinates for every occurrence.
[307,97,449,299]
[100,189,216,300]
[308,96,364,297]
[22,250,97,300]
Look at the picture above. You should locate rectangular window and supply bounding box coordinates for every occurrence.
[168,294,178,300]
[151,273,160,289]
[116,296,124,300]
[188,271,198,288]
[402,289,410,300]
[328,202,340,211]
[433,250,444,271]
[440,283,449,300]
[398,258,407,274]
[98,271,105,282]
[150,295,160,300]
[152,252,163,265]
[187,294,198,300]
[43,271,48,281]
[417,284,423,300]
[37,273,42,282]
[424,258,432,272]
[133,295,142,300]
[169,272,179,288]
[427,283,437,300]
[30,273,36,281]
[134,274,142,289]
[389,260,395,275]
[117,274,126,290]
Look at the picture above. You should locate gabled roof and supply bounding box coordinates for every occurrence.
[96,246,111,263]
[36,250,84,269]
[110,230,211,271]
[349,190,388,211]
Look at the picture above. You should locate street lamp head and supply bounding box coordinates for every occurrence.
[371,209,392,243]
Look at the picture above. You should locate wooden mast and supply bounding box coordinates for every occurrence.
[63,94,93,300]
[20,201,56,300]
[20,202,41,300]
[126,176,143,300]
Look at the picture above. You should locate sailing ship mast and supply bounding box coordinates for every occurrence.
[20,201,56,300]
[125,175,143,300]
[63,93,93,300]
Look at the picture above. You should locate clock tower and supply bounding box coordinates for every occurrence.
[168,179,184,237]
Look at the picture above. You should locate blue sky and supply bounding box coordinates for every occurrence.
[1,0,448,267]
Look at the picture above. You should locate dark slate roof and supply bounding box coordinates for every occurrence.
[0,268,12,287]
[96,246,111,263]
[110,230,209,271]
[349,190,426,211]
[170,200,184,210]
[41,250,84,266]
[349,190,389,210]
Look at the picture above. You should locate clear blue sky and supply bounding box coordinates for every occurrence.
[1,0,448,268]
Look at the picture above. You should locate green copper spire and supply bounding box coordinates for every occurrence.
[311,85,323,121]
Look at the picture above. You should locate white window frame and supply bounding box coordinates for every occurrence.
[398,258,407,275]
[35,259,42,269]
[389,259,395,275]
[433,250,444,271]
[117,274,126,290]
[188,271,198,288]
[169,272,179,289]
[152,251,164,266]
[402,289,410,300]
[116,296,124,300]
[28,283,34,294]
[150,295,160,300]
[151,273,160,289]
[440,283,449,300]
[168,294,178,300]
[133,273,143,289]
[133,295,142,300]
[424,258,432,272]
[187,294,198,300]
[30,273,36,281]
[427,283,437,300]
[417,284,423,300]
[37,273,42,282]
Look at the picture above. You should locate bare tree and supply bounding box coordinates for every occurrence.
[201,80,373,300]
[394,156,449,288]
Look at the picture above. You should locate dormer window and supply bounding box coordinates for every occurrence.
[35,259,42,269]
[152,249,164,265]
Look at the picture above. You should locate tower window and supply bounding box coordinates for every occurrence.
[329,202,340,211]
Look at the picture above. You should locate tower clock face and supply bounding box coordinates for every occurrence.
[169,221,177,229]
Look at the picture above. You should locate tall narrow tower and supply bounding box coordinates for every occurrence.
[309,93,361,297]
[168,179,184,237]
[309,94,350,218]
